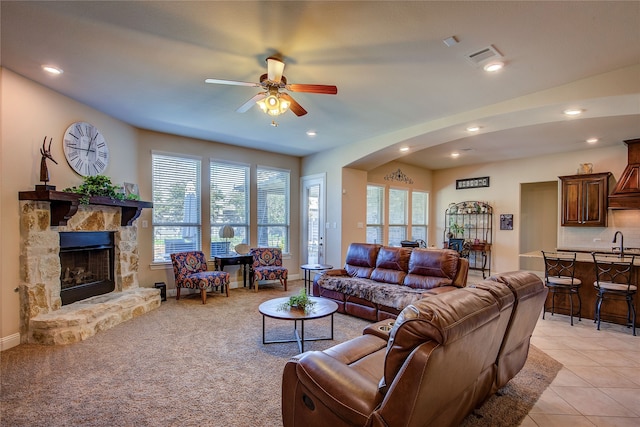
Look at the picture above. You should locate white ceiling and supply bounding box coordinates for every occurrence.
[2,1,639,170]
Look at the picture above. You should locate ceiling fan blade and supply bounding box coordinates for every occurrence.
[286,84,338,95]
[267,57,285,83]
[205,78,261,88]
[236,93,266,113]
[280,93,307,117]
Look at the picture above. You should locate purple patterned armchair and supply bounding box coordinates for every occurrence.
[170,251,230,304]
[249,247,288,292]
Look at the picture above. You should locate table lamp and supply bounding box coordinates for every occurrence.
[219,225,234,254]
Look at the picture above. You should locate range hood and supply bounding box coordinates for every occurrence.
[608,138,640,209]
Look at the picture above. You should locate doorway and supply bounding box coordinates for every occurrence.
[301,174,326,265]
[519,181,558,271]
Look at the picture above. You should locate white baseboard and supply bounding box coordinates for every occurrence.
[1,333,21,351]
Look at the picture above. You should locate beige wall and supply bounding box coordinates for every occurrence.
[341,168,367,258]
[135,129,301,291]
[1,69,139,348]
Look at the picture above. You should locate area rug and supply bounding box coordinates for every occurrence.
[1,280,560,426]
[460,344,562,427]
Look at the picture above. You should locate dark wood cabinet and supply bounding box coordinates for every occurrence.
[560,172,610,227]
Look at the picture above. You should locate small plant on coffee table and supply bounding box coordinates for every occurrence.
[278,288,316,313]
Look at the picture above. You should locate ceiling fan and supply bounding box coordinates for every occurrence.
[205,56,337,117]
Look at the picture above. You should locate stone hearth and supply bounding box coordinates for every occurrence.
[19,200,160,345]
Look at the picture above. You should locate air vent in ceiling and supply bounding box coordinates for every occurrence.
[465,45,502,67]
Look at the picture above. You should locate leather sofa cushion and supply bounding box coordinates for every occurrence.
[379,287,499,393]
[345,243,381,278]
[403,274,453,289]
[406,248,459,277]
[370,247,411,284]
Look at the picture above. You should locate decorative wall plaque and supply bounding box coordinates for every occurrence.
[456,176,489,190]
[384,168,414,184]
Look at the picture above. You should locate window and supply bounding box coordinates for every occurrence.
[152,153,201,262]
[388,188,408,246]
[257,167,290,252]
[366,185,384,244]
[210,161,250,256]
[411,191,429,243]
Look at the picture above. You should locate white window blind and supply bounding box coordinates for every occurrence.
[366,185,384,244]
[257,167,290,252]
[152,153,201,262]
[210,161,249,256]
[411,191,429,243]
[388,188,408,246]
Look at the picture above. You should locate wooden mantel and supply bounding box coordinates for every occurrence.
[19,190,153,226]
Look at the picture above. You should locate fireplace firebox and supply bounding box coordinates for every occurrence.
[59,231,115,305]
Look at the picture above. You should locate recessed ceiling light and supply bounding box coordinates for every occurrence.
[306,130,317,137]
[466,125,481,132]
[42,65,63,75]
[451,152,460,158]
[399,146,409,152]
[483,61,504,72]
[563,108,583,116]
[586,138,599,144]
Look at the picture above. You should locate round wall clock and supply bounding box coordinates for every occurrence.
[63,121,110,176]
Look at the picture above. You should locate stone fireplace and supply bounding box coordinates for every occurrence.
[19,196,159,345]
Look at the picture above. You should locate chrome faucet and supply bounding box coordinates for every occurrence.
[612,231,624,257]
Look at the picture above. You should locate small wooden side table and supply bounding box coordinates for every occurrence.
[300,264,333,293]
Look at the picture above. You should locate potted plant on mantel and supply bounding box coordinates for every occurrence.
[63,175,140,204]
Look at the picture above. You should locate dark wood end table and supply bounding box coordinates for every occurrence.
[258,296,338,353]
[214,254,254,287]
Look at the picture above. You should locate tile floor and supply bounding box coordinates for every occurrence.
[523,313,639,427]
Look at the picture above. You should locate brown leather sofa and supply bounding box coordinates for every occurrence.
[313,243,469,321]
[283,271,547,427]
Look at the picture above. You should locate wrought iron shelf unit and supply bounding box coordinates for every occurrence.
[444,201,493,278]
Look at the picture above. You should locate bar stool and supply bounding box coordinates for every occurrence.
[592,253,637,336]
[541,251,582,325]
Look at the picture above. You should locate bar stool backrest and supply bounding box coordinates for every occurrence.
[542,251,579,282]
[592,253,636,291]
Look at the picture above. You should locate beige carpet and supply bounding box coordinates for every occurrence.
[1,280,561,426]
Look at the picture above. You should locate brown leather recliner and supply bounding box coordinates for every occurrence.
[282,271,547,427]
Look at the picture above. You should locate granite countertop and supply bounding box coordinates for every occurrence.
[520,249,640,265]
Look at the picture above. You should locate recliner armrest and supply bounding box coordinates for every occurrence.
[294,351,383,425]
[453,257,469,287]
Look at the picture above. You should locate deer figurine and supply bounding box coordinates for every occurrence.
[39,136,58,188]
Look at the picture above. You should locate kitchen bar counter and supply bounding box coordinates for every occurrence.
[520,250,639,327]
[521,249,640,266]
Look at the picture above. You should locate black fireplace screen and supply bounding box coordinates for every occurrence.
[59,232,115,305]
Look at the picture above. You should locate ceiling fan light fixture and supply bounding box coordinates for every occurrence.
[257,92,289,116]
